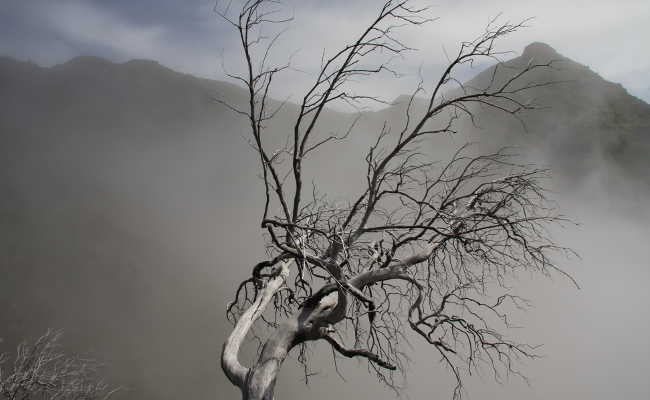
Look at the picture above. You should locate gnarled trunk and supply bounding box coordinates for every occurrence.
[243,321,298,400]
[222,261,346,400]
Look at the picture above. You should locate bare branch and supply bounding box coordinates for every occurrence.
[321,334,396,370]
[221,260,291,388]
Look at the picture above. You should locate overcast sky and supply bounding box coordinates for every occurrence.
[2,0,649,105]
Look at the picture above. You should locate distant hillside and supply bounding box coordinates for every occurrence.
[373,42,650,195]
[465,42,650,185]
[0,55,260,400]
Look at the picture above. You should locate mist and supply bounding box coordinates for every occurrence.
[1,10,650,400]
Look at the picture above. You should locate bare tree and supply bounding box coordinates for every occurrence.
[0,331,119,400]
[215,1,575,399]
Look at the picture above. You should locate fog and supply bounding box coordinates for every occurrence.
[1,22,649,400]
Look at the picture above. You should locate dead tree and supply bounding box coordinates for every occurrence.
[215,1,574,399]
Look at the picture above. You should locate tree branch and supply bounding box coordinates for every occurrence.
[321,335,396,370]
[221,260,291,388]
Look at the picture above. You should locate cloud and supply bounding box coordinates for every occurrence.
[0,0,227,78]
[2,0,648,103]
[212,0,650,104]
[47,2,167,59]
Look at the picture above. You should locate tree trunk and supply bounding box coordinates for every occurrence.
[243,321,298,400]
[222,260,345,400]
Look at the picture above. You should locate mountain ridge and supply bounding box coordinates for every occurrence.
[5,43,647,111]
[3,42,649,190]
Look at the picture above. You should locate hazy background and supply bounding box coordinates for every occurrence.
[1,1,649,400]
[2,0,649,105]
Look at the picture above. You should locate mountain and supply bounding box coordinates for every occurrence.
[1,45,649,399]
[466,42,650,186]
[386,42,650,193]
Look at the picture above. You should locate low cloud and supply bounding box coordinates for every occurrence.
[2,0,648,103]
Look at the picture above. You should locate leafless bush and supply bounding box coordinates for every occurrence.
[0,331,119,400]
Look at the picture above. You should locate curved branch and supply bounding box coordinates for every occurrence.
[321,335,396,370]
[221,261,291,388]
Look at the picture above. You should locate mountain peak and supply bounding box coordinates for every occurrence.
[522,42,563,61]
[63,55,113,67]
[124,59,162,67]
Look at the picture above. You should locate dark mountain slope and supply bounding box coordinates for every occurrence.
[0,56,261,400]
[463,42,650,186]
[385,42,650,192]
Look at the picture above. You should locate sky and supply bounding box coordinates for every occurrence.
[1,0,649,105]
